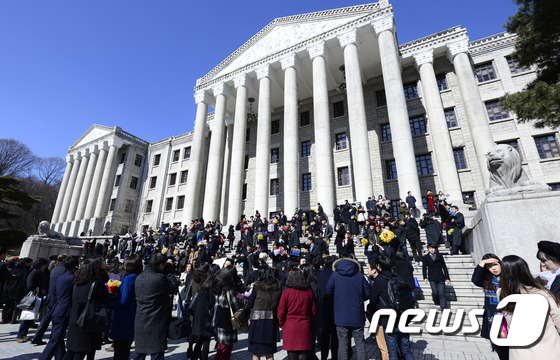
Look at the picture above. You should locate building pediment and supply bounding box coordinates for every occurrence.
[196,3,383,89]
[69,124,115,151]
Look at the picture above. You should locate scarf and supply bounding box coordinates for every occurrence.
[539,269,560,289]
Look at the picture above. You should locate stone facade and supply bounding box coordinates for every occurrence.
[51,2,560,235]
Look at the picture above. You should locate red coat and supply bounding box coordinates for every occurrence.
[427,194,435,212]
[277,287,316,351]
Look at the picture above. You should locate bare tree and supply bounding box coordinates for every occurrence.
[36,157,66,186]
[0,139,37,178]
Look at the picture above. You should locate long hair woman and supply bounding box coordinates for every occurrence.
[64,258,111,360]
[277,267,316,360]
[246,264,282,360]
[471,254,508,360]
[499,255,560,359]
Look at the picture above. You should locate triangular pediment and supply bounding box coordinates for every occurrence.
[69,124,114,150]
[197,3,382,87]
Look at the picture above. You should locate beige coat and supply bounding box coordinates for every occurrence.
[500,287,560,359]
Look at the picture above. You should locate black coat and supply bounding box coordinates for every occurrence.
[471,265,499,339]
[422,253,450,282]
[405,218,420,243]
[66,280,111,353]
[6,267,29,301]
[551,274,560,300]
[47,263,66,307]
[134,265,178,354]
[450,212,465,246]
[393,259,415,289]
[190,287,215,338]
[51,270,75,318]
[421,220,442,245]
[347,218,359,235]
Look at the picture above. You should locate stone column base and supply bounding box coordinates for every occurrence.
[19,236,82,259]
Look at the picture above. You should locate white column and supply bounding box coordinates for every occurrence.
[372,15,424,205]
[203,84,230,222]
[183,90,210,224]
[220,117,234,222]
[414,50,463,205]
[227,75,250,225]
[307,42,335,218]
[447,38,494,187]
[84,145,108,219]
[94,144,119,218]
[58,152,82,223]
[51,156,74,225]
[254,65,273,216]
[280,54,300,217]
[75,147,99,221]
[338,30,374,205]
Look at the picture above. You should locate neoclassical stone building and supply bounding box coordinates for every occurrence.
[51,2,560,236]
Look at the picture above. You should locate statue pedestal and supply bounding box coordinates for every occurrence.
[466,190,560,273]
[20,236,83,259]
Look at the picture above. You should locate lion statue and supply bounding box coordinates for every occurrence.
[37,220,65,240]
[486,144,543,195]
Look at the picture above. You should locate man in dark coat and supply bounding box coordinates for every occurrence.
[134,253,179,359]
[404,213,422,267]
[32,254,68,345]
[288,223,300,250]
[405,191,418,218]
[422,244,450,311]
[450,205,465,255]
[537,241,560,299]
[39,256,79,360]
[317,256,338,360]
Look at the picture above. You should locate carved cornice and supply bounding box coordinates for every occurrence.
[194,90,212,104]
[400,26,466,57]
[446,35,469,62]
[370,12,394,35]
[307,41,329,60]
[280,54,300,71]
[337,28,360,49]
[412,49,433,70]
[468,32,516,56]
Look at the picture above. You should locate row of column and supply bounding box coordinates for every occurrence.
[51,141,120,235]
[184,15,494,225]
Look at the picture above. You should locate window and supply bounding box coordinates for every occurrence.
[134,154,143,167]
[149,176,157,189]
[302,173,312,191]
[474,62,497,82]
[169,173,177,186]
[486,100,509,121]
[453,148,468,170]
[445,108,458,128]
[242,184,247,200]
[436,74,448,91]
[183,147,191,160]
[271,120,280,135]
[246,129,250,142]
[385,160,397,180]
[125,200,134,213]
[109,199,116,211]
[409,115,427,135]
[180,170,188,184]
[416,154,434,176]
[549,183,560,191]
[145,200,153,213]
[507,56,531,74]
[301,141,311,157]
[376,90,387,107]
[270,179,279,196]
[244,155,249,170]
[300,111,310,126]
[463,191,477,210]
[173,150,180,162]
[333,101,344,117]
[337,167,350,186]
[381,124,392,142]
[271,148,279,164]
[165,198,173,211]
[114,175,121,187]
[154,154,161,166]
[120,152,126,164]
[177,196,185,209]
[534,135,560,159]
[497,139,523,161]
[335,133,347,150]
[403,83,419,100]
[130,176,138,189]
[390,200,399,219]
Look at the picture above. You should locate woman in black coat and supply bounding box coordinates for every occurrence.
[64,258,111,360]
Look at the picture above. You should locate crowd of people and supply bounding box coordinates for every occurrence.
[1,191,559,360]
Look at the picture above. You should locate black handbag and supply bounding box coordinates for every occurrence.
[168,282,192,340]
[17,291,37,310]
[75,282,109,332]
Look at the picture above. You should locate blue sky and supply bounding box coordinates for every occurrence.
[0,0,519,160]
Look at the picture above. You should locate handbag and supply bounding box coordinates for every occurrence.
[18,297,41,321]
[75,282,109,332]
[168,289,192,340]
[226,291,248,332]
[17,291,37,310]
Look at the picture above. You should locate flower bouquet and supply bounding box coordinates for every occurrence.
[447,228,455,235]
[361,238,369,246]
[379,230,395,244]
[106,279,122,294]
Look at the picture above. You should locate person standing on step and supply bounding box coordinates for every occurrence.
[422,243,450,311]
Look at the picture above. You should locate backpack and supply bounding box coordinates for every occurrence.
[381,273,415,314]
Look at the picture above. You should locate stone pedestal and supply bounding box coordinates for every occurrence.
[20,236,83,259]
[466,190,560,273]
